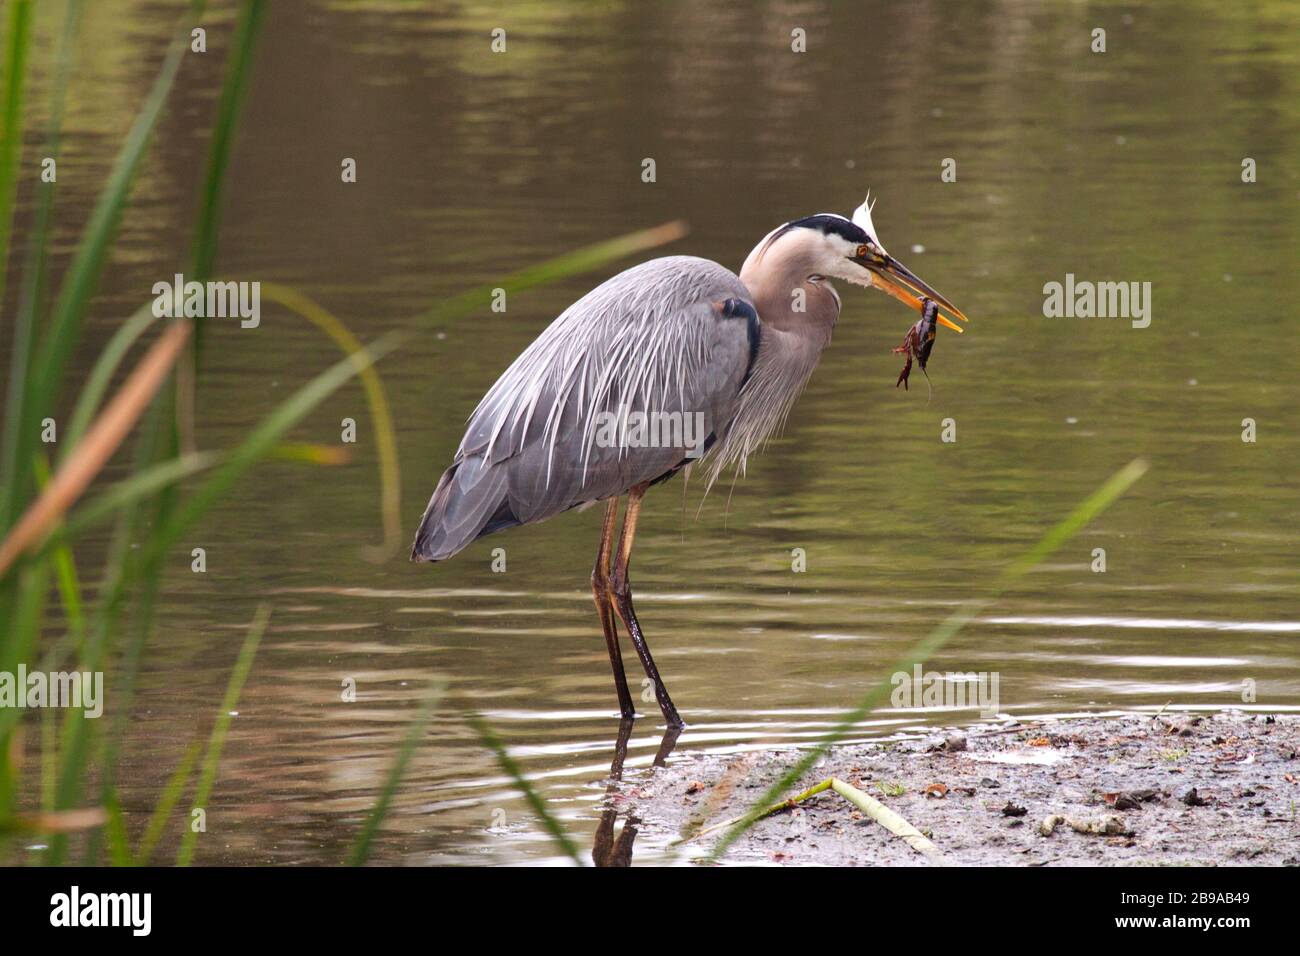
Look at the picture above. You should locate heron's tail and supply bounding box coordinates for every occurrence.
[410,457,519,562]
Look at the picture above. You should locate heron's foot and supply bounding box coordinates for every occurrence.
[615,704,680,726]
[656,695,684,729]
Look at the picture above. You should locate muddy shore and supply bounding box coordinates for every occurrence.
[620,712,1300,866]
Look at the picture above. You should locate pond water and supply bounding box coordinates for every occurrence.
[9,0,1299,864]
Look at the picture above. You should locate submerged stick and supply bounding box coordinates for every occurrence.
[675,776,951,866]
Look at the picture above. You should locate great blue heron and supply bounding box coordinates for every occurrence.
[411,196,968,728]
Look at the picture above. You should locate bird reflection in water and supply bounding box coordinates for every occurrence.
[591,719,682,867]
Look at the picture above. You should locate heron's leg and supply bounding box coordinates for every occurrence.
[592,717,638,867]
[593,497,635,719]
[609,482,684,728]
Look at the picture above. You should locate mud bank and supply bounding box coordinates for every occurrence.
[622,713,1300,866]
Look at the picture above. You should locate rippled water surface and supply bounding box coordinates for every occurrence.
[8,0,1300,864]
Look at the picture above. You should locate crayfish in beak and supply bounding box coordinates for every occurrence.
[893,297,940,392]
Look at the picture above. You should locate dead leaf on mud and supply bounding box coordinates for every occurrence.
[1001,802,1028,817]
[924,783,949,799]
[1103,788,1160,810]
[1027,737,1051,747]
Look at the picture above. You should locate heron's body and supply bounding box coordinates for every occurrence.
[412,198,968,727]
[411,257,752,560]
[411,251,835,562]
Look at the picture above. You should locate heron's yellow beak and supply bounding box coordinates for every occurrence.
[863,255,969,333]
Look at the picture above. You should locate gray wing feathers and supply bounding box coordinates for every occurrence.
[411,256,753,562]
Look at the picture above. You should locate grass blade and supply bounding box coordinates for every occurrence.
[0,563,49,815]
[50,452,219,547]
[406,221,688,337]
[15,1,205,536]
[175,604,268,867]
[31,453,85,639]
[146,331,401,570]
[134,739,202,866]
[180,0,267,444]
[467,714,583,866]
[102,792,131,867]
[62,304,160,457]
[29,1,203,406]
[0,321,191,577]
[190,0,264,284]
[2,0,81,531]
[347,681,445,866]
[260,282,402,558]
[0,0,32,316]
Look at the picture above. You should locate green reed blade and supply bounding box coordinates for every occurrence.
[134,739,202,866]
[175,604,268,867]
[62,305,160,458]
[191,0,264,285]
[347,682,446,866]
[467,714,583,866]
[260,282,404,558]
[146,331,401,570]
[20,2,206,527]
[103,791,131,867]
[0,0,35,532]
[0,0,32,315]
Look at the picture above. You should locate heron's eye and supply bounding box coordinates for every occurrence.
[855,244,869,258]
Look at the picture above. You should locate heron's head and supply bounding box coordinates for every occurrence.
[747,195,968,332]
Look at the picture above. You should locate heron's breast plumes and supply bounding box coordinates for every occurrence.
[703,324,825,492]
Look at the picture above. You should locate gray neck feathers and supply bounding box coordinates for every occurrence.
[703,231,841,489]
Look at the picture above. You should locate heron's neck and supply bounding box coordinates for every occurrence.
[704,262,839,491]
[740,254,840,344]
